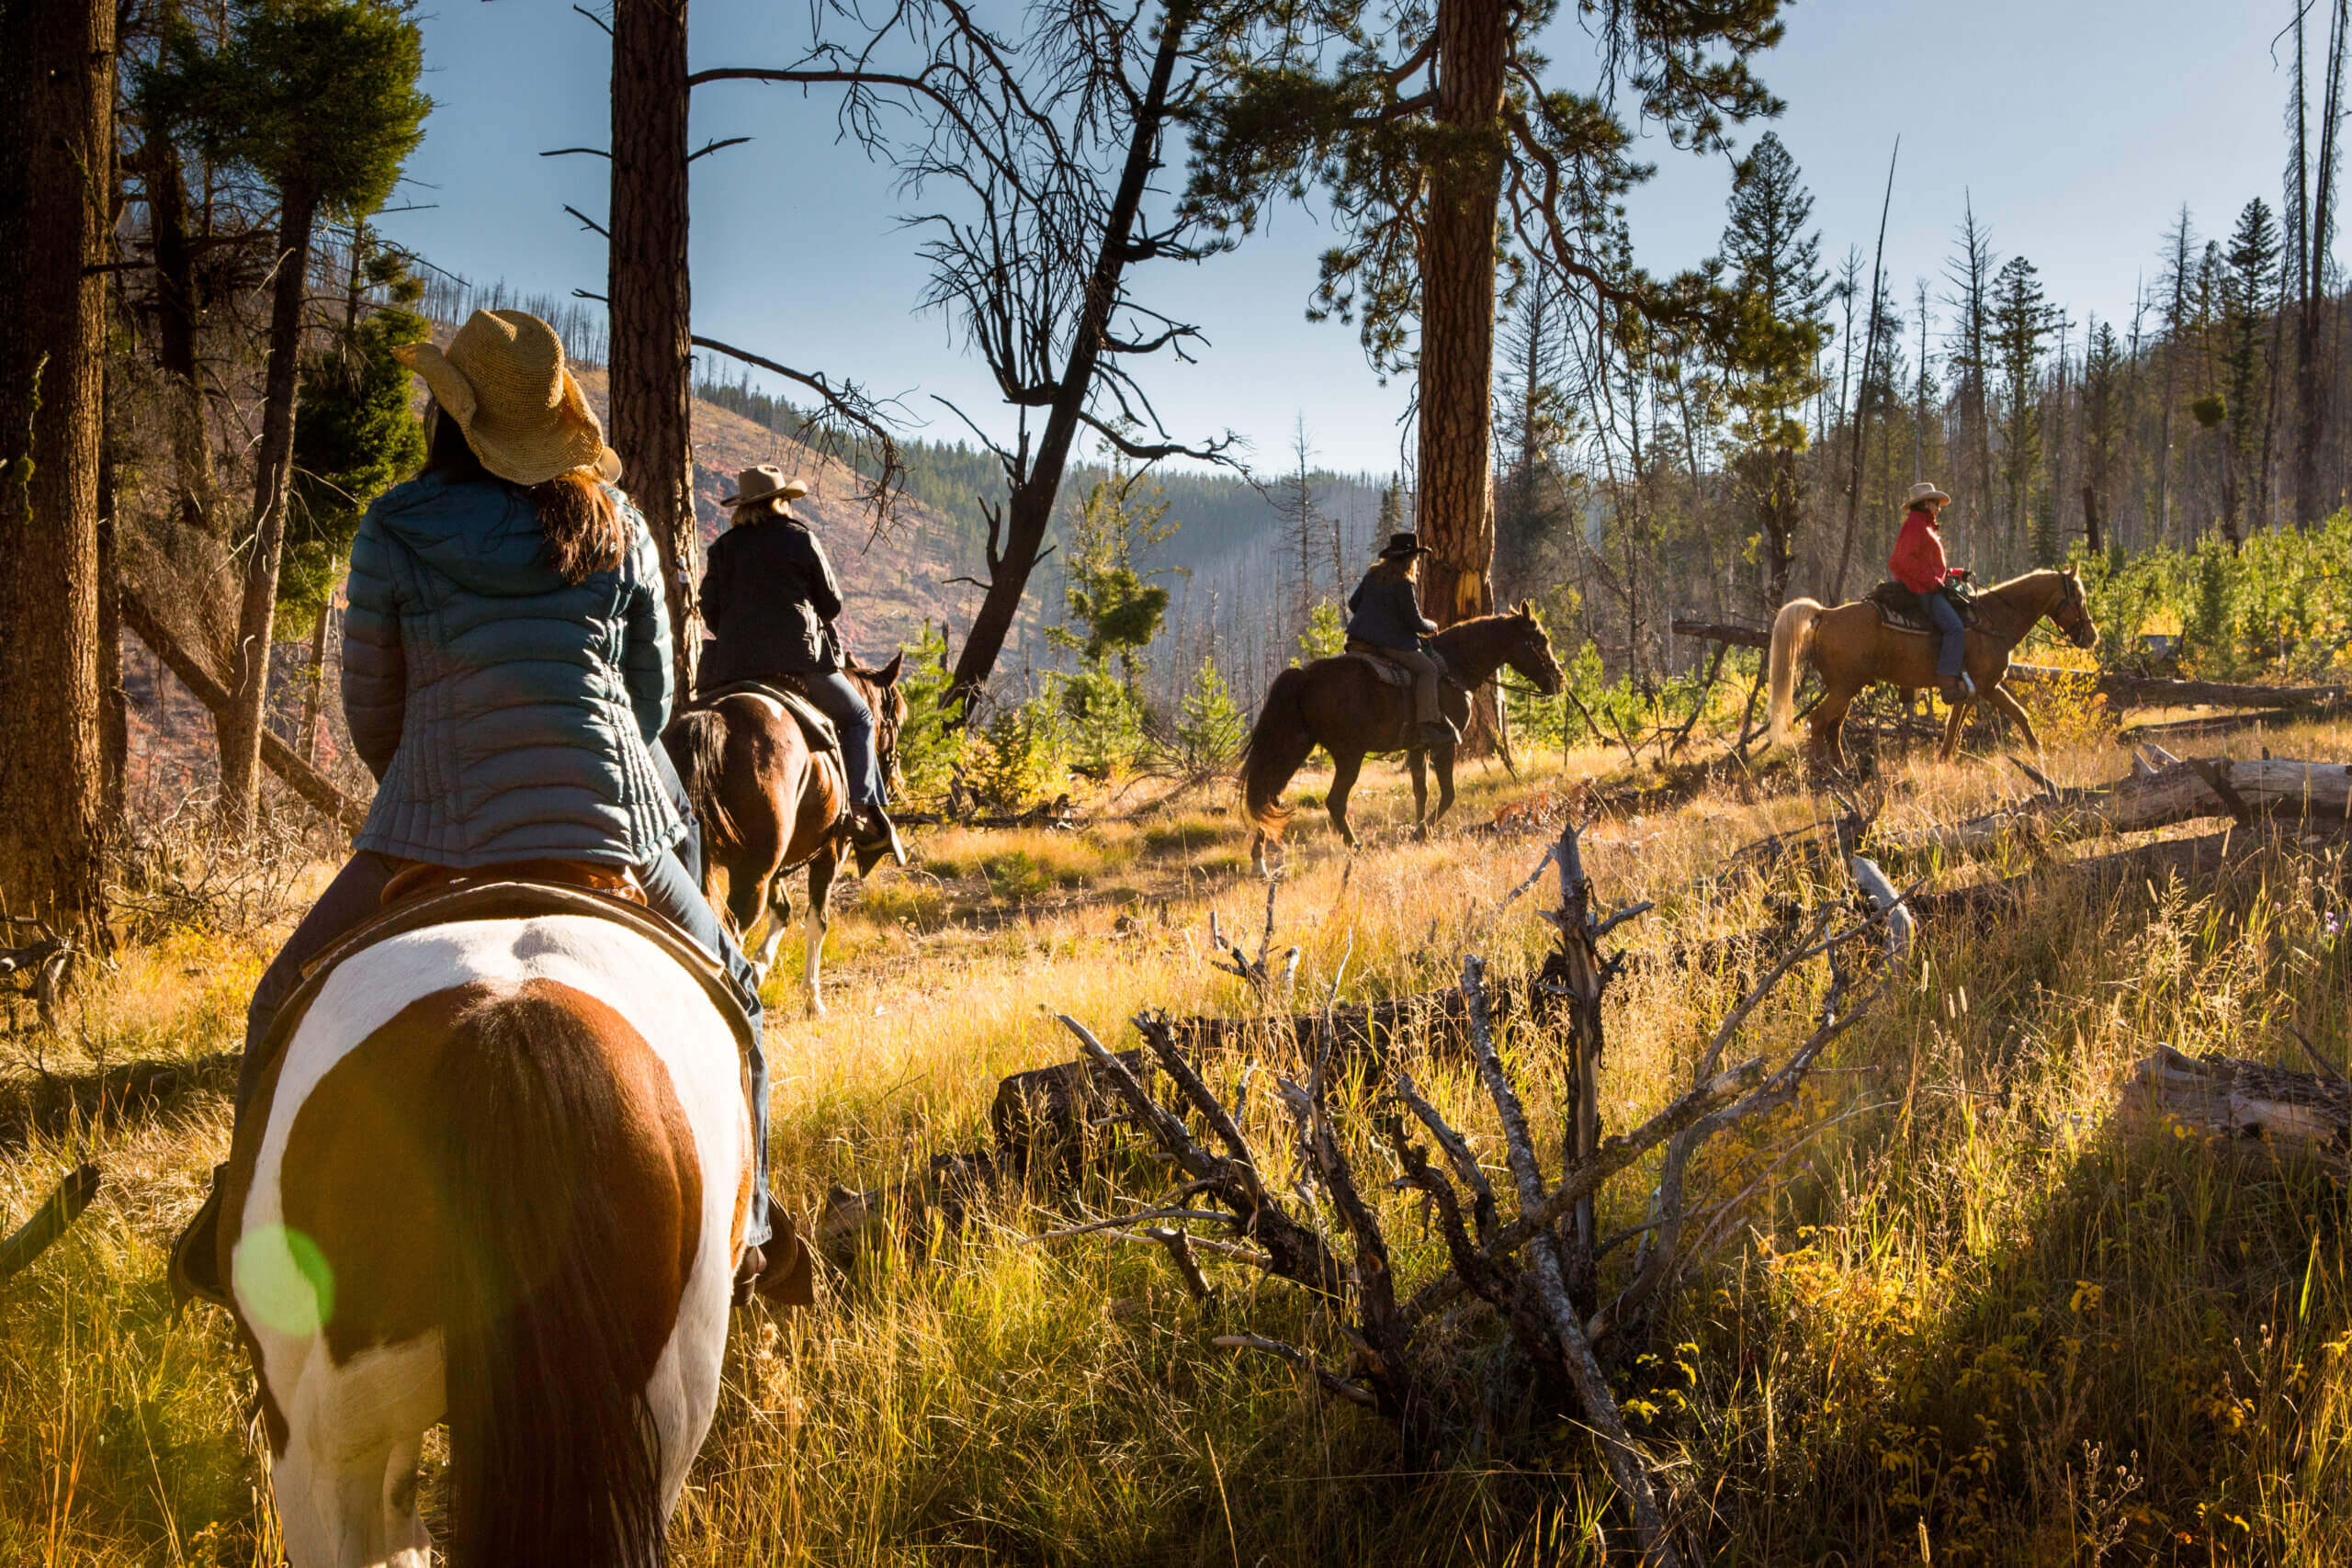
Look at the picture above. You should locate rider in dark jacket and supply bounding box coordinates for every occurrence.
[1346,531,1455,749]
[699,465,904,871]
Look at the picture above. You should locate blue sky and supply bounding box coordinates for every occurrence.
[381,0,2307,476]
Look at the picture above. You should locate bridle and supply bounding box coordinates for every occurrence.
[2049,573,2097,650]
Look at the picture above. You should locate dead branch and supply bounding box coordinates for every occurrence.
[0,1164,101,1287]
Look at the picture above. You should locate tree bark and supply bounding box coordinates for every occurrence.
[944,7,1190,711]
[0,0,113,924]
[218,184,318,834]
[609,0,700,699]
[141,121,220,546]
[1414,0,1507,634]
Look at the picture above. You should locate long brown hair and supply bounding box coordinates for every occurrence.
[424,405,627,584]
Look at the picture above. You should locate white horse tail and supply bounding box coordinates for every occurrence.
[1767,599,1826,750]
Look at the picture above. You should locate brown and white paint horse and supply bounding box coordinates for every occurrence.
[662,656,906,1017]
[219,914,752,1567]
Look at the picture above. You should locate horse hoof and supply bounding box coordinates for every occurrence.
[805,994,827,1020]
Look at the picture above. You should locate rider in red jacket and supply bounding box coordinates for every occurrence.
[1890,481,1973,702]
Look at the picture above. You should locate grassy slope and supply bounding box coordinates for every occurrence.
[5,724,2351,1566]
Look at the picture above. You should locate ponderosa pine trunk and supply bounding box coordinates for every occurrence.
[0,0,113,921]
[218,183,318,834]
[1415,0,1506,634]
[609,0,700,698]
[944,7,1190,712]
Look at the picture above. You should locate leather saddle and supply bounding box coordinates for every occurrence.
[1340,639,1452,689]
[1867,580,1977,637]
[695,677,841,754]
[278,863,759,1064]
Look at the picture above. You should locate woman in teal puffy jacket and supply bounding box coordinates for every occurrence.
[175,311,786,1300]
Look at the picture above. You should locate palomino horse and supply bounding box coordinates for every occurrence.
[215,910,752,1568]
[1242,604,1564,873]
[1768,567,2099,770]
[662,656,906,1016]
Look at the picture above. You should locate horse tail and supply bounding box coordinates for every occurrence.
[1767,599,1825,749]
[664,706,738,853]
[435,989,671,1568]
[1240,667,1317,836]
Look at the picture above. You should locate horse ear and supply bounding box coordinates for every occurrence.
[1516,597,1533,617]
[876,649,905,687]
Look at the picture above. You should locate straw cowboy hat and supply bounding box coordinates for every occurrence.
[392,310,621,487]
[719,463,811,513]
[1906,480,1953,508]
[1377,530,1433,559]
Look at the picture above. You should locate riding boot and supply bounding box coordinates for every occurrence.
[168,1165,232,1310]
[852,806,906,875]
[1939,671,1977,705]
[1418,718,1460,749]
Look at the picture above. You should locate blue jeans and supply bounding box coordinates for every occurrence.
[800,670,885,810]
[1925,589,1966,678]
[238,841,772,1251]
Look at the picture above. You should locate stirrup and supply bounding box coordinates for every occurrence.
[168,1165,232,1311]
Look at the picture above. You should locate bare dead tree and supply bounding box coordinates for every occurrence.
[696,0,1241,712]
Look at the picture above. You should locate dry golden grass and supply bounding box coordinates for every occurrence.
[5,719,2351,1564]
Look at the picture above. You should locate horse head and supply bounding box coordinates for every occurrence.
[853,651,910,798]
[1508,599,1565,694]
[2048,567,2098,652]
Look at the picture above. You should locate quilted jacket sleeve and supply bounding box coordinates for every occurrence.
[623,516,674,744]
[340,509,406,781]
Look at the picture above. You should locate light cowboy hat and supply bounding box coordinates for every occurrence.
[1906,480,1953,508]
[718,463,811,511]
[392,310,621,487]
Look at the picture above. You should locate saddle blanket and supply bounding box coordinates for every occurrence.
[1867,581,1975,637]
[1340,640,1450,688]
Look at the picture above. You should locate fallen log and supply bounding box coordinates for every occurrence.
[2007,661,2347,713]
[0,1164,102,1287]
[2120,1044,2350,1152]
[2114,712,2282,749]
[119,588,371,835]
[1882,757,2350,853]
[1671,615,1770,650]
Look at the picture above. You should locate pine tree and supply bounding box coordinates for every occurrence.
[2082,318,2125,556]
[2219,197,2282,543]
[1173,656,1245,770]
[161,0,428,829]
[1990,255,2060,564]
[1185,0,1785,640]
[1716,131,1827,610]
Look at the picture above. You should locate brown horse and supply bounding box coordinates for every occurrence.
[1241,603,1564,873]
[662,656,906,1015]
[1768,567,2098,770]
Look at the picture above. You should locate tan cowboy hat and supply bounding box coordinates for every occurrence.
[719,463,811,511]
[1906,480,1953,508]
[392,310,621,487]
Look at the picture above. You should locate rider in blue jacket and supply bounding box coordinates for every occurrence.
[173,311,791,1303]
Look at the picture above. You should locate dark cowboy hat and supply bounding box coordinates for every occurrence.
[1377,531,1433,559]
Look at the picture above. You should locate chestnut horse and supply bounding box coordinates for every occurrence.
[216,914,752,1568]
[1241,604,1564,873]
[662,656,905,1016]
[1768,567,2099,770]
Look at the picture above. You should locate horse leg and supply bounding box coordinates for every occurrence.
[1429,745,1457,831]
[1986,684,2041,752]
[802,851,837,1019]
[1407,748,1430,840]
[1810,687,1858,773]
[1327,750,1366,850]
[265,1343,439,1567]
[1939,696,1974,759]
